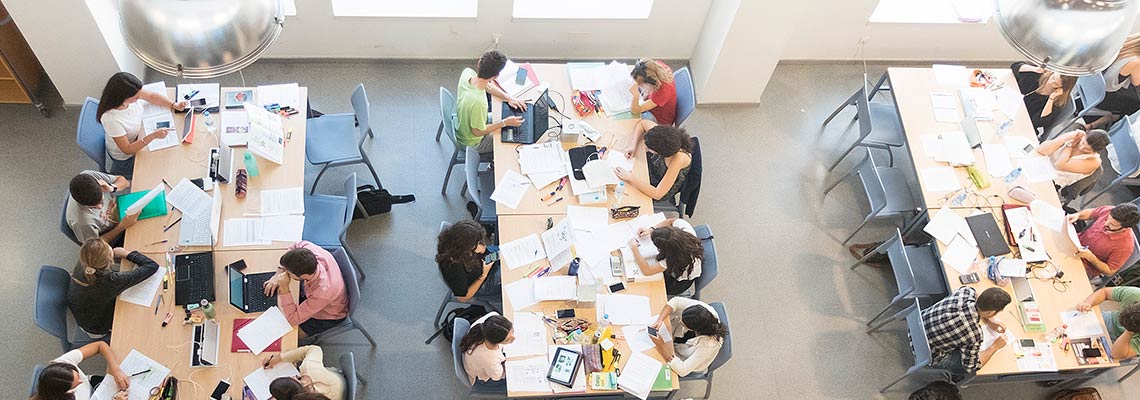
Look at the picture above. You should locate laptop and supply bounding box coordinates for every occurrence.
[227,263,277,313]
[174,251,216,305]
[209,145,235,184]
[966,213,1012,257]
[190,319,220,367]
[501,88,551,144]
[179,191,222,247]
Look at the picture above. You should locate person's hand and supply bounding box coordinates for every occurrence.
[992,335,1008,351]
[613,167,631,181]
[263,273,283,296]
[172,100,189,111]
[113,390,129,400]
[985,318,1007,334]
[1077,302,1094,313]
[262,355,282,369]
[503,116,524,128]
[629,83,640,96]
[507,97,528,111]
[148,128,173,140]
[1067,213,1081,224]
[112,247,130,259]
[120,212,140,228]
[637,227,653,238]
[1050,88,1064,102]
[1076,248,1096,261]
[110,368,130,391]
[628,238,640,248]
[483,261,494,277]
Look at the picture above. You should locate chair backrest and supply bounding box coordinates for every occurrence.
[707,302,732,372]
[339,352,358,400]
[35,265,73,352]
[350,84,371,146]
[693,224,717,299]
[678,136,702,218]
[854,88,875,140]
[672,67,696,127]
[905,299,934,369]
[440,87,458,146]
[1110,116,1140,176]
[29,364,44,398]
[1061,166,1103,205]
[77,97,107,171]
[857,149,889,213]
[1075,74,1107,115]
[338,173,358,241]
[451,317,473,389]
[329,248,362,315]
[61,194,80,245]
[464,146,481,202]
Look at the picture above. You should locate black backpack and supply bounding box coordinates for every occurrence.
[353,185,415,219]
[424,304,488,344]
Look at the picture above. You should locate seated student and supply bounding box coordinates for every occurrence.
[1076,286,1140,361]
[1011,62,1076,133]
[614,121,694,215]
[96,72,187,178]
[67,170,136,245]
[1035,129,1108,189]
[32,342,130,400]
[456,50,524,156]
[67,238,160,336]
[627,217,703,296]
[1093,33,1140,128]
[263,241,349,336]
[459,312,514,392]
[647,297,726,377]
[437,220,500,302]
[264,345,345,400]
[922,287,1010,379]
[629,58,678,126]
[1067,203,1140,278]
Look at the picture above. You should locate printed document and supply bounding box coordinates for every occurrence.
[236,306,292,355]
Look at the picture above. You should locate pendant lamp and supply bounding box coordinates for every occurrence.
[995,0,1139,75]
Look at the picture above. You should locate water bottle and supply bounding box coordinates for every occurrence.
[614,181,627,204]
[243,152,260,177]
[594,314,612,343]
[1045,324,1067,343]
[203,110,216,134]
[200,299,216,320]
[1004,167,1023,184]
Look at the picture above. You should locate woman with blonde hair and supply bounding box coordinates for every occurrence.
[66,238,159,335]
[629,58,678,126]
[1097,33,1140,121]
[1011,61,1076,132]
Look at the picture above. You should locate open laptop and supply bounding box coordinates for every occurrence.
[966,213,1012,257]
[190,319,220,367]
[179,190,222,247]
[501,88,551,144]
[209,145,235,184]
[174,251,216,305]
[228,263,277,313]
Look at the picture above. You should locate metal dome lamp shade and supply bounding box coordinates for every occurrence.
[117,0,284,79]
[996,0,1140,75]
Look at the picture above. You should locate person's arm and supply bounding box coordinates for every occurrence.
[628,239,666,276]
[620,119,657,158]
[653,302,675,329]
[109,251,160,288]
[629,84,659,115]
[978,338,1002,368]
[278,345,325,372]
[1078,248,1115,275]
[1122,59,1140,87]
[1076,287,1113,312]
[1036,130,1079,157]
[471,119,519,137]
[77,342,129,390]
[111,129,173,155]
[620,153,688,200]
[1051,147,1099,175]
[1066,207,1096,224]
[457,262,493,303]
[666,340,719,377]
[485,81,527,111]
[99,213,139,243]
[1112,330,1138,360]
[276,282,333,326]
[137,89,187,112]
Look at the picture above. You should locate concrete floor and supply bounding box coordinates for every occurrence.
[3,60,1140,399]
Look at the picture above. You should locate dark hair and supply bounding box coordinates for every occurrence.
[975,287,1012,312]
[476,50,508,80]
[644,125,692,157]
[96,72,143,122]
[681,305,727,340]
[69,173,103,207]
[32,362,79,400]
[1120,303,1140,333]
[651,226,703,279]
[1084,129,1109,153]
[268,376,306,400]
[908,381,961,400]
[280,247,318,276]
[1110,203,1140,229]
[292,394,332,400]
[459,314,513,354]
[437,220,486,280]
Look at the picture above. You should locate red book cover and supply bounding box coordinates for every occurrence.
[232,318,282,353]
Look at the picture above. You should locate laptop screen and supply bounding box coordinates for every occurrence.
[228,267,245,310]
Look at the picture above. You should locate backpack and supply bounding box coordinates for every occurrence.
[1052,388,1101,400]
[353,185,414,219]
[424,304,488,345]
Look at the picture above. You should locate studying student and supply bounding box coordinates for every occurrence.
[614,120,694,215]
[32,342,130,400]
[626,217,704,296]
[459,312,514,392]
[456,50,525,156]
[922,286,1011,379]
[1010,61,1076,132]
[264,345,345,400]
[647,297,726,377]
[263,241,349,336]
[437,220,500,302]
[67,238,160,336]
[66,170,136,245]
[1067,203,1140,278]
[96,72,188,178]
[1076,286,1140,361]
[629,58,678,126]
[1035,129,1107,189]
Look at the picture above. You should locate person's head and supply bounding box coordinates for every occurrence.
[975,287,1012,318]
[650,226,704,279]
[908,381,962,400]
[32,362,81,400]
[69,173,110,207]
[475,50,508,80]
[268,376,308,400]
[279,247,318,281]
[1120,303,1140,334]
[1078,129,1109,154]
[75,238,114,286]
[436,220,487,267]
[1118,33,1140,61]
[681,305,727,340]
[644,125,692,157]
[1039,71,1076,107]
[96,72,144,122]
[631,58,673,90]
[1106,203,1140,233]
[459,314,515,354]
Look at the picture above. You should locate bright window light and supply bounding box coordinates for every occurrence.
[331,0,478,18]
[513,0,654,19]
[282,0,296,16]
[870,0,992,24]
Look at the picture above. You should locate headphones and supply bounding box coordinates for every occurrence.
[632,60,658,86]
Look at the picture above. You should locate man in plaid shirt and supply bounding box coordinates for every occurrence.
[922,286,1012,377]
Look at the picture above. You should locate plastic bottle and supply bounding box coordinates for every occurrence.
[203,110,216,133]
[243,152,260,177]
[1004,167,1023,184]
[614,181,627,204]
[1045,324,1068,343]
[200,299,216,320]
[594,314,612,343]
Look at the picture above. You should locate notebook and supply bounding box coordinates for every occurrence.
[116,190,169,220]
[231,318,282,352]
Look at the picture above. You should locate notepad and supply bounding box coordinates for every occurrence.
[617,352,662,400]
[117,185,168,221]
[167,177,212,217]
[245,362,301,400]
[90,350,171,400]
[118,266,166,307]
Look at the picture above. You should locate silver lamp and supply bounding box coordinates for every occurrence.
[995,0,1139,75]
[117,0,284,79]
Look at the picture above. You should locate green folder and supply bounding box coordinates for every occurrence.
[652,365,673,391]
[116,189,168,221]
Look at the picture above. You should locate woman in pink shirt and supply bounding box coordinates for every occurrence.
[263,241,349,336]
[460,313,514,393]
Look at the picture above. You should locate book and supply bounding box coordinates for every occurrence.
[588,372,617,390]
[231,318,282,352]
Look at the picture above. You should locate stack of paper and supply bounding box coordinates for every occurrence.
[167,178,212,217]
[1016,343,1058,372]
[598,294,652,325]
[221,111,251,147]
[504,312,548,357]
[236,307,292,355]
[245,362,302,400]
[506,356,554,394]
[599,62,636,117]
[223,218,271,247]
[501,234,548,270]
[923,205,976,246]
[933,131,976,165]
[617,352,663,400]
[91,350,171,400]
[519,142,569,188]
[505,278,539,311]
[139,82,180,152]
[931,92,962,123]
[534,276,578,301]
[495,60,538,98]
[542,218,575,269]
[258,187,305,216]
[118,266,167,307]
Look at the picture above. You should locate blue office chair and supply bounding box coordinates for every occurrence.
[35,265,106,352]
[77,97,107,172]
[60,194,80,245]
[28,364,44,398]
[451,318,505,399]
[1082,116,1140,207]
[464,147,498,226]
[1056,74,1111,138]
[300,248,377,348]
[822,87,905,173]
[306,84,382,195]
[673,67,696,127]
[668,301,732,400]
[1060,166,1103,207]
[439,87,466,195]
[823,148,918,245]
[691,224,718,300]
[852,229,946,330]
[869,299,954,393]
[303,173,366,280]
[339,352,366,398]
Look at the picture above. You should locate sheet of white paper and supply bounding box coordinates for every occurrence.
[223,218,271,247]
[924,205,976,246]
[491,170,531,209]
[1016,343,1059,372]
[542,219,574,270]
[547,344,589,394]
[256,83,301,109]
[504,312,548,357]
[582,159,620,188]
[934,131,976,165]
[176,83,221,110]
[236,306,292,355]
[605,151,635,173]
[505,278,540,311]
[1061,310,1106,338]
[933,64,970,87]
[259,187,305,216]
[1066,223,1083,252]
[117,266,167,307]
[566,161,603,195]
[1029,199,1066,232]
[142,114,179,151]
[567,63,609,90]
[982,143,1014,178]
[125,183,165,216]
[965,87,998,116]
[258,215,305,242]
[617,352,662,400]
[221,111,251,147]
[245,362,302,400]
[1019,156,1057,183]
[1004,136,1036,159]
[599,63,636,116]
[567,206,609,232]
[920,134,943,159]
[998,87,1024,118]
[533,276,578,301]
[981,320,1012,353]
[495,60,537,98]
[920,166,962,193]
[598,294,653,325]
[167,178,211,217]
[623,324,656,353]
[941,235,979,274]
[529,170,567,190]
[501,233,548,270]
[932,93,961,123]
[519,142,566,175]
[244,103,286,165]
[998,258,1027,277]
[506,356,554,393]
[90,350,171,400]
[139,82,170,115]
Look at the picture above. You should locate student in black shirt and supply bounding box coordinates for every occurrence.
[436,220,500,302]
[66,238,160,335]
[1011,62,1076,132]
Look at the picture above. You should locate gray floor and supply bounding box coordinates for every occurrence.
[4,60,1140,399]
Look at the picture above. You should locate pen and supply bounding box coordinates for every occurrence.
[546,197,564,206]
[184,89,200,100]
[150,239,169,245]
[130,368,151,377]
[162,274,168,292]
[161,179,173,189]
[154,295,163,315]
[536,266,552,277]
[264,355,275,368]
[164,217,181,232]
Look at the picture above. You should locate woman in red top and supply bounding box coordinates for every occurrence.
[630,58,678,126]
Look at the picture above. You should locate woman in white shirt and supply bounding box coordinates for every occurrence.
[628,218,704,296]
[649,297,726,377]
[96,72,187,178]
[264,345,346,400]
[459,313,515,392]
[1035,129,1107,189]
[32,342,130,400]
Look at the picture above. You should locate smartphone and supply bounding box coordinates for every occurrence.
[1082,348,1103,358]
[210,380,230,400]
[556,309,575,319]
[959,272,980,284]
[1019,339,1036,348]
[647,326,658,337]
[609,281,626,293]
[226,259,247,272]
[515,67,528,85]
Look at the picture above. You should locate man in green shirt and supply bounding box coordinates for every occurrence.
[456,50,525,156]
[1076,286,1140,360]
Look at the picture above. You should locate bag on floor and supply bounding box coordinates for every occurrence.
[353,185,415,219]
[425,304,488,344]
[1052,387,1101,400]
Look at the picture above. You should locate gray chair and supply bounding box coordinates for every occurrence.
[464,146,498,226]
[823,148,918,245]
[339,352,366,399]
[672,66,696,127]
[1058,74,1111,137]
[60,194,80,245]
[439,87,467,195]
[1082,116,1140,207]
[298,248,377,348]
[852,229,947,330]
[451,318,504,399]
[302,173,366,281]
[822,86,905,172]
[76,97,107,171]
[667,301,732,400]
[28,364,44,398]
[1094,235,1140,290]
[305,84,382,195]
[1060,166,1103,207]
[869,299,954,393]
[35,265,107,352]
[691,224,718,300]
[1118,358,1140,383]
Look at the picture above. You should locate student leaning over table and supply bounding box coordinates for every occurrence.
[264,345,345,400]
[96,72,188,179]
[647,297,725,377]
[626,217,704,296]
[1066,203,1140,279]
[922,286,1011,381]
[613,121,693,217]
[66,170,136,246]
[67,238,160,336]
[629,58,678,126]
[437,220,501,302]
[1035,129,1107,189]
[262,241,349,336]
[456,49,525,156]
[460,312,515,393]
[32,342,131,400]
[1076,286,1140,361]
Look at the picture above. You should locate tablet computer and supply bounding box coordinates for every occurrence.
[547,347,583,388]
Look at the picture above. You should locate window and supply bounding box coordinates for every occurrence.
[513,0,653,19]
[870,0,991,24]
[282,0,296,16]
[331,0,478,18]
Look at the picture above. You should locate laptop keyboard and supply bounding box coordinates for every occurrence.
[176,252,214,305]
[244,273,277,313]
[501,103,535,144]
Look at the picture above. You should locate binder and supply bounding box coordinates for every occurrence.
[115,190,169,221]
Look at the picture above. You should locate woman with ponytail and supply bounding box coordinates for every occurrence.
[649,297,726,377]
[66,238,159,335]
[627,217,704,296]
[629,58,678,126]
[459,313,515,392]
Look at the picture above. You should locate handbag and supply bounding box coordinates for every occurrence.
[610,205,640,220]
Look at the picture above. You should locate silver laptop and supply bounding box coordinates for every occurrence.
[179,191,222,246]
[190,319,220,367]
[210,145,235,184]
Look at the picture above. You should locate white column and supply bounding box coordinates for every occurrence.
[690,0,805,104]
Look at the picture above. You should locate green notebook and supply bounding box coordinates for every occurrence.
[652,365,673,391]
[116,189,168,220]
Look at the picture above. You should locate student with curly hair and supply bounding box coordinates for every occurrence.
[1076,286,1140,360]
[626,217,704,296]
[437,220,500,302]
[614,121,693,216]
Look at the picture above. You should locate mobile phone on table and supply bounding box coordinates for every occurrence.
[647,326,658,337]
[959,272,980,284]
[210,380,230,400]
[609,255,623,277]
[609,281,626,293]
[557,309,575,319]
[516,68,528,85]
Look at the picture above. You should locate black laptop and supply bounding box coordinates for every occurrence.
[174,251,215,305]
[501,89,551,144]
[966,213,1012,257]
[227,262,277,313]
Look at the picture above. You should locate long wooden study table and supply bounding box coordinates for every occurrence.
[491,63,679,397]
[110,87,307,399]
[888,67,1120,383]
